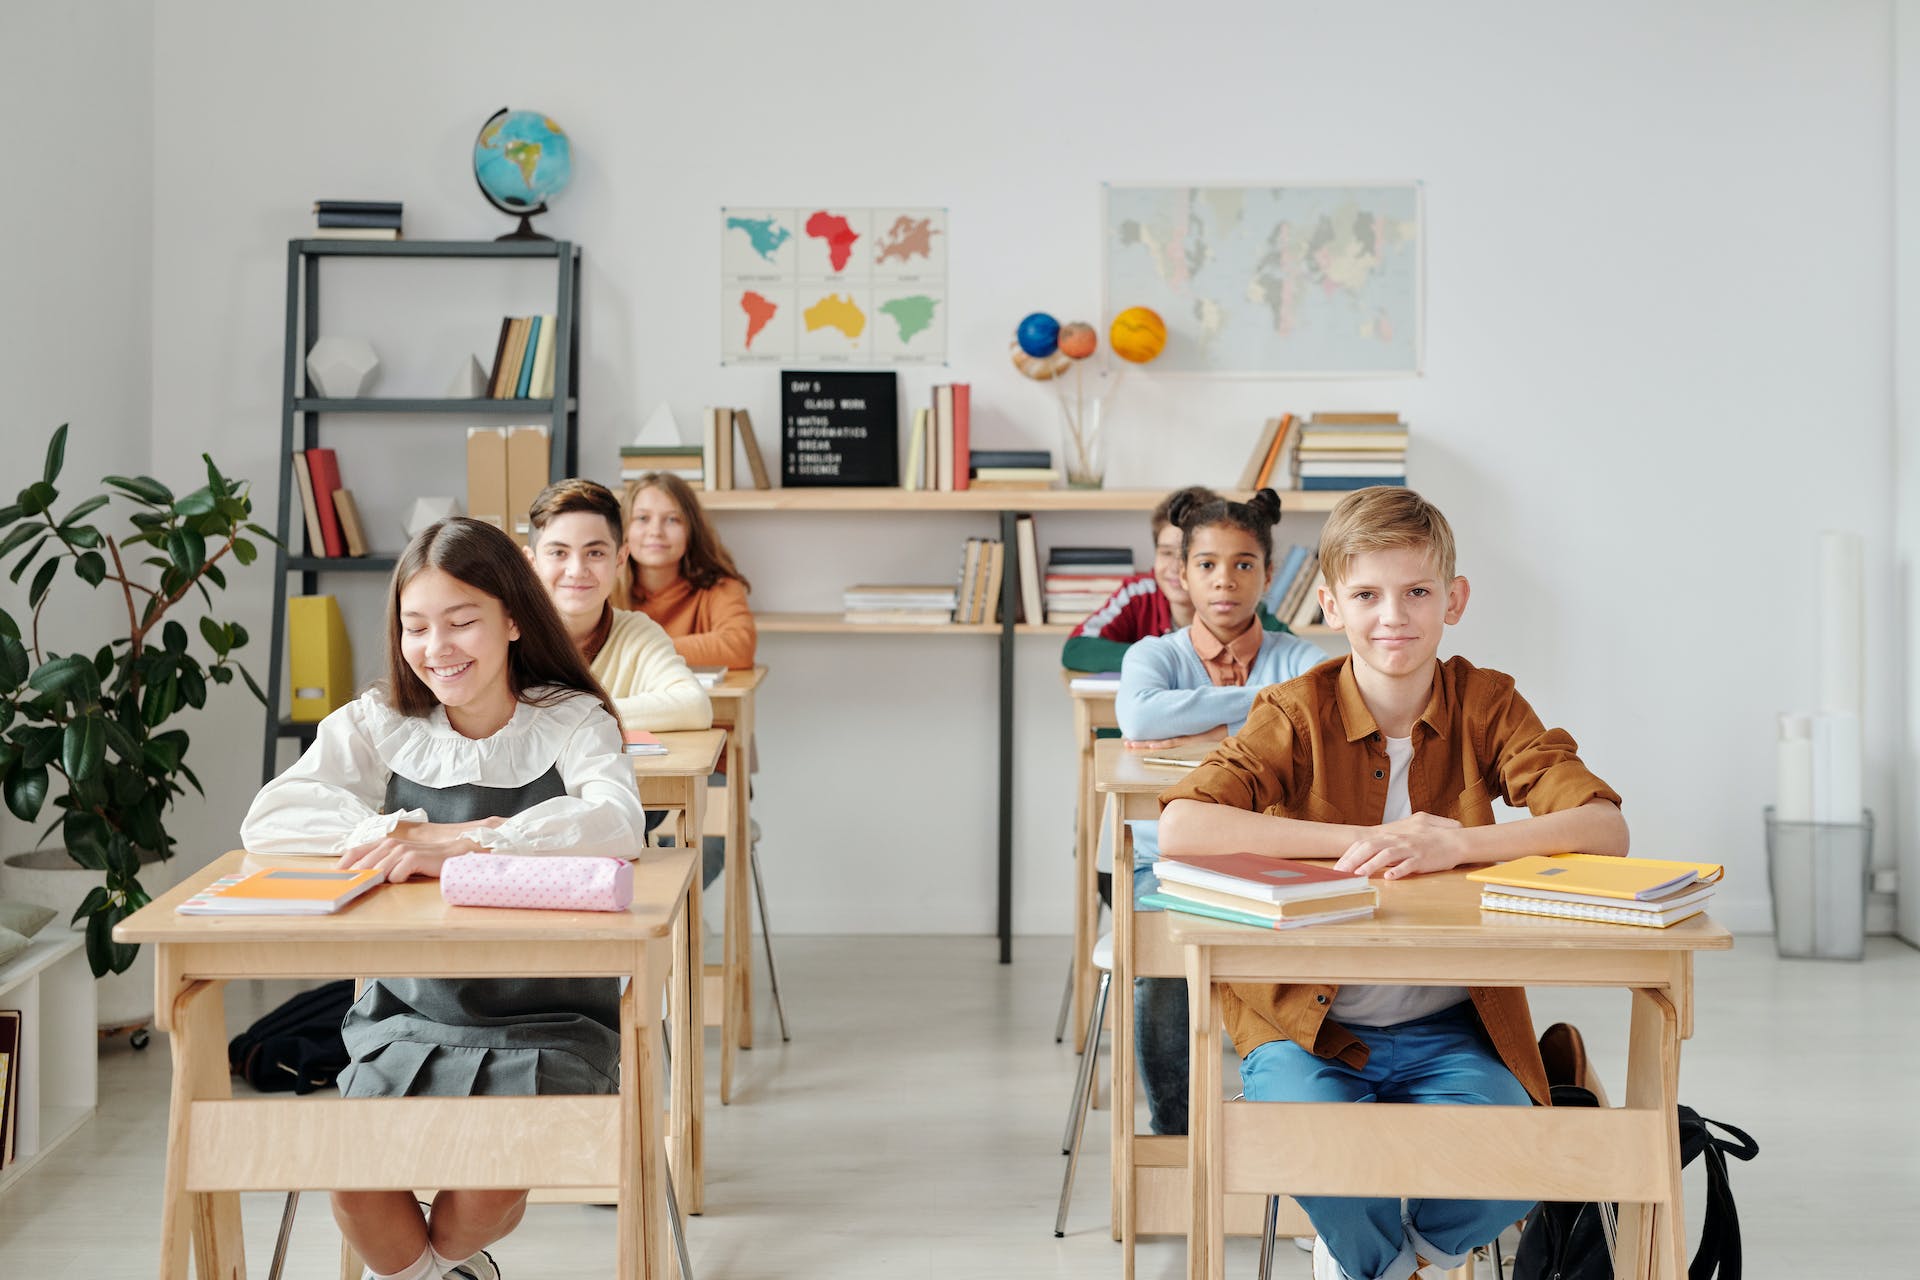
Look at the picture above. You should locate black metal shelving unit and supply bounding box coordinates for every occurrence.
[261,239,583,782]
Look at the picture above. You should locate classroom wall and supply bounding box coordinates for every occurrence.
[0,2,155,856]
[139,0,1898,936]
[1898,0,1920,946]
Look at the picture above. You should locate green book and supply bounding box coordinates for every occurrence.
[1138,891,1374,931]
[619,445,703,457]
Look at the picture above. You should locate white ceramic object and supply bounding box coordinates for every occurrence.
[403,496,462,540]
[633,402,687,447]
[305,336,381,398]
[445,354,487,398]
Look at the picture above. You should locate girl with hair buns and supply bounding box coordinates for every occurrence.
[240,517,650,1280]
[1111,487,1327,1138]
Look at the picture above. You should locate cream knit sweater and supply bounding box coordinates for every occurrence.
[590,609,713,732]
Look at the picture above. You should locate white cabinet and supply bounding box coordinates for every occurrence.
[0,930,97,1194]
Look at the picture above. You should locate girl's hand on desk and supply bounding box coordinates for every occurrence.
[1335,812,1465,879]
[338,836,485,882]
[1124,726,1229,751]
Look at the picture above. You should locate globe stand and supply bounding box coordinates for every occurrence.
[496,210,553,243]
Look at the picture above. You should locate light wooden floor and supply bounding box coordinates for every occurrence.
[1,933,1914,1279]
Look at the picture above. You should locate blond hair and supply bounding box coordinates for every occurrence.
[1318,487,1457,588]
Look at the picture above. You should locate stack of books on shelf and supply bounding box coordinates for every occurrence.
[1237,413,1297,489]
[903,382,972,490]
[1469,854,1724,928]
[842,584,960,626]
[952,537,1006,623]
[1142,852,1378,930]
[485,316,559,400]
[1264,541,1326,631]
[698,407,772,491]
[311,199,402,241]
[289,447,370,558]
[1292,413,1409,491]
[969,449,1058,491]
[0,1008,20,1171]
[1044,547,1134,625]
[619,444,704,488]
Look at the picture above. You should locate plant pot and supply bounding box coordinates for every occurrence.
[0,847,177,1031]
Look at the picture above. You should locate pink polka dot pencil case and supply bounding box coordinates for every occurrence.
[440,853,634,912]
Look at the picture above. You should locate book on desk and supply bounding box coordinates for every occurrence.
[622,729,670,756]
[1469,853,1723,927]
[177,867,384,916]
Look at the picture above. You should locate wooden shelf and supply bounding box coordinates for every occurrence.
[756,612,1337,638]
[700,488,1344,514]
[0,932,96,1196]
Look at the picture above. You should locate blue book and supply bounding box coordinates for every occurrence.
[1300,475,1406,491]
[1262,545,1309,615]
[514,316,541,399]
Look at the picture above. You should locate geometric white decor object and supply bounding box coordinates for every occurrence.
[445,354,487,399]
[632,402,687,447]
[402,496,462,541]
[305,336,381,398]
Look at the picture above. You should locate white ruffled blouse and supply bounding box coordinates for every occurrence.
[240,685,649,860]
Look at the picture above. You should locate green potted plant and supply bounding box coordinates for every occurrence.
[0,425,268,987]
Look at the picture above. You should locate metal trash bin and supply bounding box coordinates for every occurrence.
[1764,806,1872,961]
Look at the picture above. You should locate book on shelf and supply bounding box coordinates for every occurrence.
[527,314,556,400]
[734,409,772,490]
[486,319,514,397]
[1014,515,1042,625]
[313,200,402,216]
[844,583,958,625]
[1238,413,1296,490]
[331,490,370,557]
[971,468,1059,488]
[1466,854,1723,901]
[1044,546,1136,625]
[1067,672,1121,692]
[904,408,930,492]
[1048,546,1135,567]
[310,227,400,241]
[490,319,528,398]
[177,867,384,915]
[304,448,347,558]
[1300,475,1406,491]
[290,452,324,556]
[970,449,1051,470]
[703,407,736,491]
[1272,549,1318,622]
[619,444,704,487]
[1155,878,1379,920]
[1309,411,1403,424]
[621,468,703,487]
[0,1008,19,1169]
[1138,890,1376,931]
[955,539,982,623]
[1288,570,1326,630]
[930,382,972,490]
[1297,460,1408,478]
[980,539,1006,623]
[621,729,669,756]
[1262,544,1311,614]
[315,209,403,229]
[1155,851,1369,905]
[1043,573,1129,593]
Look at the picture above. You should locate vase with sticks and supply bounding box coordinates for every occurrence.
[1010,308,1166,490]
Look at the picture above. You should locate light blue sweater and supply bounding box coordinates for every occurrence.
[1112,626,1325,869]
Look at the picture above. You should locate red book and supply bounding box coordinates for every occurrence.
[951,382,971,491]
[1154,851,1365,904]
[304,448,347,558]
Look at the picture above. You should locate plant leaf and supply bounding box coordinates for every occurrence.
[27,557,59,608]
[232,537,256,566]
[74,550,107,585]
[58,495,110,527]
[0,522,41,559]
[62,713,105,780]
[18,481,57,517]
[0,633,26,686]
[63,811,111,870]
[100,715,138,763]
[42,424,67,485]
[104,474,173,505]
[203,563,226,590]
[238,662,268,707]
[168,526,206,575]
[0,504,21,528]
[174,487,217,517]
[199,616,231,656]
[28,653,99,703]
[7,535,47,583]
[16,724,63,770]
[3,763,47,821]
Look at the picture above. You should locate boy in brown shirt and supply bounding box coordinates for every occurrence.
[1158,486,1627,1280]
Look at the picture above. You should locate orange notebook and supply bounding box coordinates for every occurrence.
[176,867,384,915]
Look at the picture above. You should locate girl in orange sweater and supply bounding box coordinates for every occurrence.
[617,473,757,669]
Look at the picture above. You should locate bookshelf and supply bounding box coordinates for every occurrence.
[260,239,583,783]
[0,931,96,1195]
[704,487,1339,962]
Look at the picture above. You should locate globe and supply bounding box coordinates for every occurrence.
[474,108,573,240]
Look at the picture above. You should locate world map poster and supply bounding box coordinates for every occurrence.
[1103,184,1422,376]
[721,207,947,367]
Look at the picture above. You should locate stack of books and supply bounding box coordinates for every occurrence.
[952,537,1006,623]
[1292,413,1409,490]
[312,199,402,241]
[969,449,1057,491]
[1142,852,1378,929]
[1263,542,1325,630]
[903,382,972,490]
[485,315,558,400]
[842,584,959,625]
[1469,855,1724,928]
[1044,547,1133,625]
[619,444,704,488]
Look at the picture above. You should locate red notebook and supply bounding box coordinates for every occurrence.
[304,448,347,558]
[1154,851,1364,904]
[950,382,971,491]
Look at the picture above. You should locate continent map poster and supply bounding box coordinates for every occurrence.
[1102,183,1422,376]
[722,207,947,367]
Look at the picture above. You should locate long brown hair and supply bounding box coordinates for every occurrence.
[384,517,616,720]
[616,472,750,606]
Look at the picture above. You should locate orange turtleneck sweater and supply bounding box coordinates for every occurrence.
[626,574,757,669]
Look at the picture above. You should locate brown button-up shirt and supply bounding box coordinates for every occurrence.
[1157,654,1624,1105]
[1188,620,1265,688]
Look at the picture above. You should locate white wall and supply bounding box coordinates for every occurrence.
[1899,1,1920,946]
[144,0,1899,936]
[0,2,154,855]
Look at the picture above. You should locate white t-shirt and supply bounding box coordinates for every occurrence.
[1329,734,1471,1027]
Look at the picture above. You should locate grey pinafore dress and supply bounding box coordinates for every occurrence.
[335,767,620,1098]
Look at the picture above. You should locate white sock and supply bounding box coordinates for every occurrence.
[429,1243,488,1277]
[365,1245,437,1280]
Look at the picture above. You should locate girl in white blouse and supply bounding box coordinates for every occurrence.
[241,517,648,1280]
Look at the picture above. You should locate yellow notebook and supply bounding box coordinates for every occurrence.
[287,595,352,722]
[1467,854,1724,902]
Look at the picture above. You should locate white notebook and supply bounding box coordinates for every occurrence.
[1480,890,1711,929]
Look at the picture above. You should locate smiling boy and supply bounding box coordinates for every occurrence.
[1157,486,1627,1280]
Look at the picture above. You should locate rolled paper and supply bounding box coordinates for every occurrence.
[1816,531,1862,718]
[1775,713,1813,822]
[440,852,634,911]
[1811,710,1862,826]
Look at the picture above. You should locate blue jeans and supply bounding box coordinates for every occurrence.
[1132,863,1187,1136]
[1239,1000,1536,1280]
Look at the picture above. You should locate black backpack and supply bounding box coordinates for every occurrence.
[1511,1084,1759,1280]
[226,979,356,1094]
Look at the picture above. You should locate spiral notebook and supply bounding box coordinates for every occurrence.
[1479,890,1711,929]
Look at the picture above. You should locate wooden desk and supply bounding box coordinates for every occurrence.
[705,665,767,1104]
[1062,671,1119,1053]
[1174,874,1734,1280]
[1092,741,1300,1277]
[633,727,726,1214]
[115,847,697,1280]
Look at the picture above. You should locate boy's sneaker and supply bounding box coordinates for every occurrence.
[443,1250,499,1280]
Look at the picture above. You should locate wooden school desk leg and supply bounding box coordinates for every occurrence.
[1185,944,1225,1280]
[730,706,754,1052]
[1109,799,1133,1251]
[619,939,671,1280]
[1613,988,1684,1280]
[681,775,707,1213]
[1071,701,1096,1054]
[157,975,246,1280]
